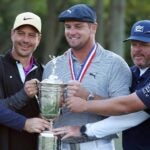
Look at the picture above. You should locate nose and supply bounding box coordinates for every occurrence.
[131,43,142,52]
[22,34,31,43]
[66,27,77,35]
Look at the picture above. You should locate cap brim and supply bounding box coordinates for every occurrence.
[59,17,95,23]
[123,36,150,42]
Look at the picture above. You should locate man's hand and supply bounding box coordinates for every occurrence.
[53,126,81,140]
[24,118,50,133]
[66,96,87,113]
[24,79,39,98]
[67,80,89,99]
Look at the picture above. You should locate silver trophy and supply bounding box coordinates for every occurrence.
[38,56,66,150]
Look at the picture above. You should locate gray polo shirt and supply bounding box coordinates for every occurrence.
[43,43,131,141]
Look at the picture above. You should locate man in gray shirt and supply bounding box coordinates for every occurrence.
[43,4,131,150]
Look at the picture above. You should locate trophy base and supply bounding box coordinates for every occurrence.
[38,131,57,150]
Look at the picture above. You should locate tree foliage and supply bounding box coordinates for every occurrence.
[0,0,149,65]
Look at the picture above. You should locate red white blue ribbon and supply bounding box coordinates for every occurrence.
[69,44,97,82]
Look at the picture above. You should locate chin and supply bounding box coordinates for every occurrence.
[137,64,147,69]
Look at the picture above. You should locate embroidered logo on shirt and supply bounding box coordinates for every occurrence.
[142,84,150,97]
[89,72,97,79]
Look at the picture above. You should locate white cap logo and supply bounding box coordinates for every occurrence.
[135,25,144,32]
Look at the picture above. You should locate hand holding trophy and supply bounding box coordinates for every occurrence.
[38,56,66,150]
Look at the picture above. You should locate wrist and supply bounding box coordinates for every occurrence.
[87,92,95,101]
[80,125,88,138]
[82,100,88,112]
[23,119,28,131]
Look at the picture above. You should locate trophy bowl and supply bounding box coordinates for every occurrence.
[38,82,67,121]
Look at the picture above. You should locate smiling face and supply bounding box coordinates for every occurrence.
[131,40,150,68]
[11,25,41,59]
[64,21,96,51]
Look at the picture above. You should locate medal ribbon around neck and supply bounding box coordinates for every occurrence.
[69,44,97,82]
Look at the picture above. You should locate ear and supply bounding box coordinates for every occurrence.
[37,34,42,45]
[91,23,97,34]
[11,29,15,41]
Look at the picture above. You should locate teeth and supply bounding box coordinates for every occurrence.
[21,45,29,48]
[71,38,77,40]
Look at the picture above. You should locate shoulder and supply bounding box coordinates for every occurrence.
[98,48,129,71]
[97,44,127,64]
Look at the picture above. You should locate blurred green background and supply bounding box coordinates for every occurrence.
[0,0,149,65]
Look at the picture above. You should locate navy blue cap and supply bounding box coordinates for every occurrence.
[58,4,97,23]
[124,20,150,42]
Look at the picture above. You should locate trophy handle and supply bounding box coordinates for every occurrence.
[35,94,39,103]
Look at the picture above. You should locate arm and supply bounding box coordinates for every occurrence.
[84,93,146,115]
[53,111,149,139]
[66,93,146,116]
[0,104,26,130]
[0,104,50,132]
[0,79,39,110]
[85,111,149,138]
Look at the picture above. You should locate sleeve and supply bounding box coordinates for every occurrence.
[108,56,132,97]
[0,104,26,130]
[0,58,30,111]
[136,83,150,108]
[85,111,149,138]
[0,89,30,110]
